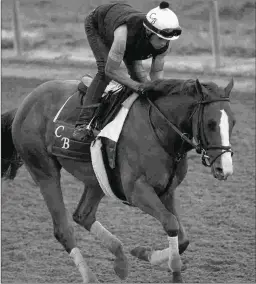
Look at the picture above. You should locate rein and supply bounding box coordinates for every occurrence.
[147,96,233,167]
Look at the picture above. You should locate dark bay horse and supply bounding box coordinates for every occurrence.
[2,77,235,283]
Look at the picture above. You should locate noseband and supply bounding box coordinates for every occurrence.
[147,96,233,167]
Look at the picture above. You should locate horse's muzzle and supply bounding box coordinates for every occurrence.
[211,151,233,180]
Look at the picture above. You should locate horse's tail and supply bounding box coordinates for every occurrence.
[1,108,23,180]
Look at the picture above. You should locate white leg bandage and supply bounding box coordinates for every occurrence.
[90,221,123,257]
[168,236,182,272]
[70,247,98,283]
[149,248,169,265]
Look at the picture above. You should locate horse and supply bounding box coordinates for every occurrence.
[1,76,235,283]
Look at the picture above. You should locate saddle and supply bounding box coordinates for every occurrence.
[49,76,133,162]
[78,78,133,131]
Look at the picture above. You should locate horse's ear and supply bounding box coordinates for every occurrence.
[224,77,234,97]
[195,79,203,95]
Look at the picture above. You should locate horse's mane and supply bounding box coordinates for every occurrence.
[152,78,221,99]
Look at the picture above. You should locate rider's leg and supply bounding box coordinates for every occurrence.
[73,12,111,141]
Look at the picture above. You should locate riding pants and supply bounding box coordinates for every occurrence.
[77,11,111,124]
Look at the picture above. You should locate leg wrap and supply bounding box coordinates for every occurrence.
[168,236,182,272]
[149,248,169,265]
[90,221,123,257]
[70,247,98,283]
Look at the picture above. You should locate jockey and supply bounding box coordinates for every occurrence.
[73,1,182,141]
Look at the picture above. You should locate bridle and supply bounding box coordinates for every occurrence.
[147,95,234,167]
[192,97,233,166]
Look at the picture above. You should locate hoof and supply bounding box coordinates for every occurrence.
[179,240,189,255]
[114,255,129,280]
[130,246,150,262]
[172,271,183,283]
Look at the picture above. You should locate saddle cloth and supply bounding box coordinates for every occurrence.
[50,77,132,161]
[49,77,138,201]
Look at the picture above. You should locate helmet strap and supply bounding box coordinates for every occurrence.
[145,28,154,40]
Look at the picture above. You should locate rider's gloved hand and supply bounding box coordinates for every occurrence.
[136,81,156,97]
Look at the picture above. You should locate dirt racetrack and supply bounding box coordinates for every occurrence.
[1,65,255,283]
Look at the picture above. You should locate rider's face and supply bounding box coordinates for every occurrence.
[149,34,169,49]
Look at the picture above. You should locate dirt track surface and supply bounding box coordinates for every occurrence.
[1,64,255,283]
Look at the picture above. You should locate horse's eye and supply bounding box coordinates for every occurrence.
[208,120,217,131]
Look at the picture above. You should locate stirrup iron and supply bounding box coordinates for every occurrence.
[86,115,97,130]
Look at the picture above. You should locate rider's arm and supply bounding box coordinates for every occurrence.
[128,60,150,83]
[150,44,171,80]
[105,25,140,91]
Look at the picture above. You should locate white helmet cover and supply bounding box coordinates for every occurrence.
[143,1,182,41]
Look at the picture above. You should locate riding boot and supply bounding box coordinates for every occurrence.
[72,107,95,141]
[72,73,110,142]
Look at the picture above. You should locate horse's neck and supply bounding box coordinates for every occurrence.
[150,96,194,156]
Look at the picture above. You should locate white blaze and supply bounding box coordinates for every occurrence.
[219,110,233,175]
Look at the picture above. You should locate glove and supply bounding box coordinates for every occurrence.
[136,81,156,97]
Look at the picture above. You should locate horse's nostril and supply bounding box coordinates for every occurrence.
[215,167,223,174]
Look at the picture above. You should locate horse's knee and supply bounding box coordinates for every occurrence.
[73,211,96,231]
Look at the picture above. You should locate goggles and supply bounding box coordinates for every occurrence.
[160,28,182,38]
[144,18,182,39]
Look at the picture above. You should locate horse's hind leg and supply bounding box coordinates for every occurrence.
[20,152,98,283]
[73,185,128,280]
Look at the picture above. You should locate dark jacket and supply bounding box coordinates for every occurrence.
[91,3,169,61]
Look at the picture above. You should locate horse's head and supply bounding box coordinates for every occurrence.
[146,78,235,181]
[193,78,236,180]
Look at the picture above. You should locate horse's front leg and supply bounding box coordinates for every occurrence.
[132,184,189,270]
[128,175,183,283]
[160,157,190,255]
[160,186,190,255]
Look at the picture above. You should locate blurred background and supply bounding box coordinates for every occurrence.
[1,0,255,58]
